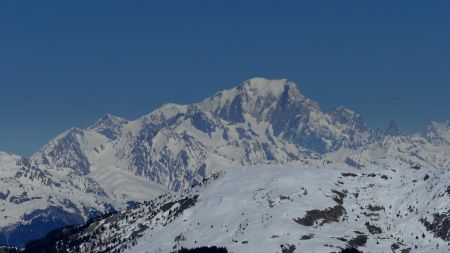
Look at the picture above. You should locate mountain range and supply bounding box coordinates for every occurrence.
[0,78,449,250]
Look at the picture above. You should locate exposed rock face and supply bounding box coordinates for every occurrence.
[293,205,346,226]
[421,211,450,241]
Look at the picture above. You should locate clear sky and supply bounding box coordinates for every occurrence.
[1,1,449,157]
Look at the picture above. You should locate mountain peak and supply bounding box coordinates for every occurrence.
[88,114,128,140]
[93,114,128,127]
[0,151,12,157]
[142,103,188,124]
[104,113,127,122]
[385,120,404,136]
[64,127,84,136]
[237,78,309,105]
[239,77,294,97]
[428,120,450,128]
[196,78,316,124]
[423,120,450,144]
[328,106,367,130]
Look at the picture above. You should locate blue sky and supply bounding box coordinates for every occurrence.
[1,1,449,156]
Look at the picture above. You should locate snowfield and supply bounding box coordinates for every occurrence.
[29,165,450,253]
[126,165,450,253]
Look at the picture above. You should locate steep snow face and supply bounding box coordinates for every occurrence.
[32,128,94,174]
[41,165,450,253]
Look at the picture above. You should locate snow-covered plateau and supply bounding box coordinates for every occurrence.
[0,78,449,252]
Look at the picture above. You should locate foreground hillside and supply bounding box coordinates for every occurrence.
[24,165,450,253]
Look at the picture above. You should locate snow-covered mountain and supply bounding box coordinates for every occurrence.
[31,78,382,192]
[0,77,449,248]
[31,78,450,190]
[0,151,114,246]
[22,165,450,253]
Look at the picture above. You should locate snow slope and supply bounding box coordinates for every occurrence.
[128,165,450,253]
[28,164,450,253]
